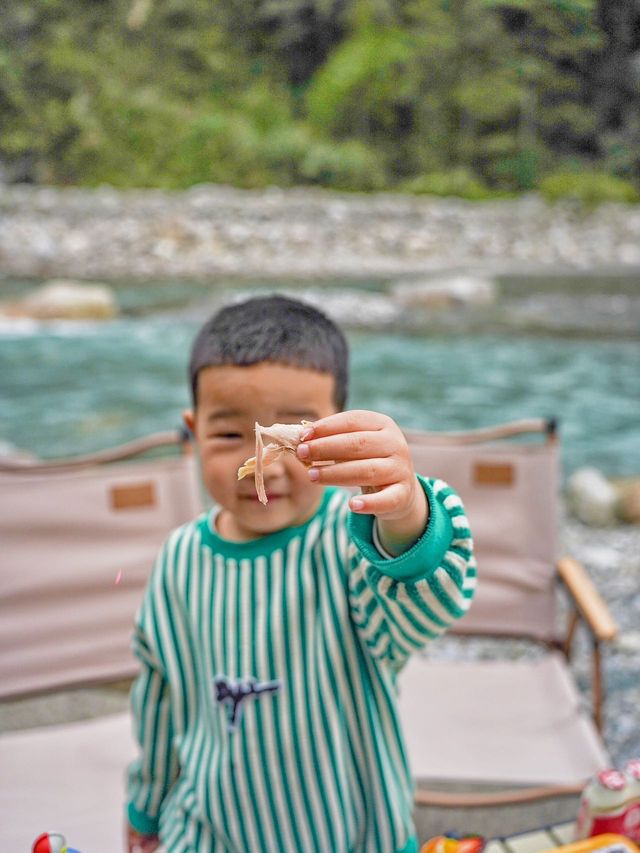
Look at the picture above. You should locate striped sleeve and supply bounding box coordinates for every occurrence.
[347,476,476,670]
[126,539,181,835]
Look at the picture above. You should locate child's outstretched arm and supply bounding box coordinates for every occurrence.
[297,411,476,667]
[297,410,428,556]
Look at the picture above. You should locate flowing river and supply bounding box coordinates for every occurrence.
[0,275,637,476]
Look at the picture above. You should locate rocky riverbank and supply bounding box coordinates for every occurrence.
[2,184,640,281]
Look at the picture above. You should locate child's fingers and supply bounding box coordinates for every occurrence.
[298,429,396,463]
[128,829,160,853]
[303,410,391,439]
[307,457,401,487]
[349,483,408,516]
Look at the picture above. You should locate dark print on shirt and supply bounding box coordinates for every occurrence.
[213,675,282,732]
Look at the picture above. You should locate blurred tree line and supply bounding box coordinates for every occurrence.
[1,0,639,201]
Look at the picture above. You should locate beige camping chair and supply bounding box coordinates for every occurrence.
[0,430,202,852]
[398,418,618,835]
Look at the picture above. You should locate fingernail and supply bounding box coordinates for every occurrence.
[301,427,314,441]
[350,498,365,511]
[308,467,320,481]
[297,443,310,459]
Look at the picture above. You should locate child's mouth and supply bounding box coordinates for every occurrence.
[242,493,284,502]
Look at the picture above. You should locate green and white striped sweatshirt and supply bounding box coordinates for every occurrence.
[127,476,476,853]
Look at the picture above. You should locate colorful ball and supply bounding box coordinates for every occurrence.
[32,832,67,853]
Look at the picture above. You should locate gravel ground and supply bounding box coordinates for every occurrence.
[560,511,640,764]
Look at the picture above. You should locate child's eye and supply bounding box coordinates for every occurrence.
[213,433,242,440]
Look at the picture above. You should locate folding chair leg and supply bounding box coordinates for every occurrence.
[592,639,604,734]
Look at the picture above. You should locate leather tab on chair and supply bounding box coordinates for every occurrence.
[473,462,515,487]
[110,481,156,510]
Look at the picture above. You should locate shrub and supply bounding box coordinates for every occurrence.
[539,171,639,207]
[399,168,490,200]
[299,139,387,191]
[261,124,317,185]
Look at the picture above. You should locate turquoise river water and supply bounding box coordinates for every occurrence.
[0,276,637,476]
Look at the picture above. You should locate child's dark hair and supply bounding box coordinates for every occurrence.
[189,295,349,409]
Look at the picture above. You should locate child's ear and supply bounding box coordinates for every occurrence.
[182,409,196,438]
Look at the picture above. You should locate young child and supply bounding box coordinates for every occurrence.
[126,295,476,853]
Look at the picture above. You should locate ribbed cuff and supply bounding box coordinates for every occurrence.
[348,476,453,582]
[127,801,160,836]
[397,837,419,853]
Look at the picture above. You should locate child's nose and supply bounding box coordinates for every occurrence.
[262,455,287,479]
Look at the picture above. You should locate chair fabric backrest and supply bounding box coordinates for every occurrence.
[0,442,203,699]
[406,427,559,641]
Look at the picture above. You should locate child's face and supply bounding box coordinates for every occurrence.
[184,362,339,541]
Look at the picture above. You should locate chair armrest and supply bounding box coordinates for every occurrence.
[556,556,618,643]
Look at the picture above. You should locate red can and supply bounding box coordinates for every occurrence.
[576,769,640,842]
[623,759,640,842]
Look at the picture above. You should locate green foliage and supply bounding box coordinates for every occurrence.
[486,0,603,156]
[0,0,639,200]
[400,168,491,200]
[305,25,414,138]
[539,170,640,207]
[299,139,386,190]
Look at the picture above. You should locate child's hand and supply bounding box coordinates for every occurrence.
[297,410,428,555]
[126,823,160,853]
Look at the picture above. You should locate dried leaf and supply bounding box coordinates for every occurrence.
[237,421,311,505]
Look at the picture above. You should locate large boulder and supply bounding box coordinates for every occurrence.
[566,467,619,526]
[0,280,118,320]
[392,275,497,309]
